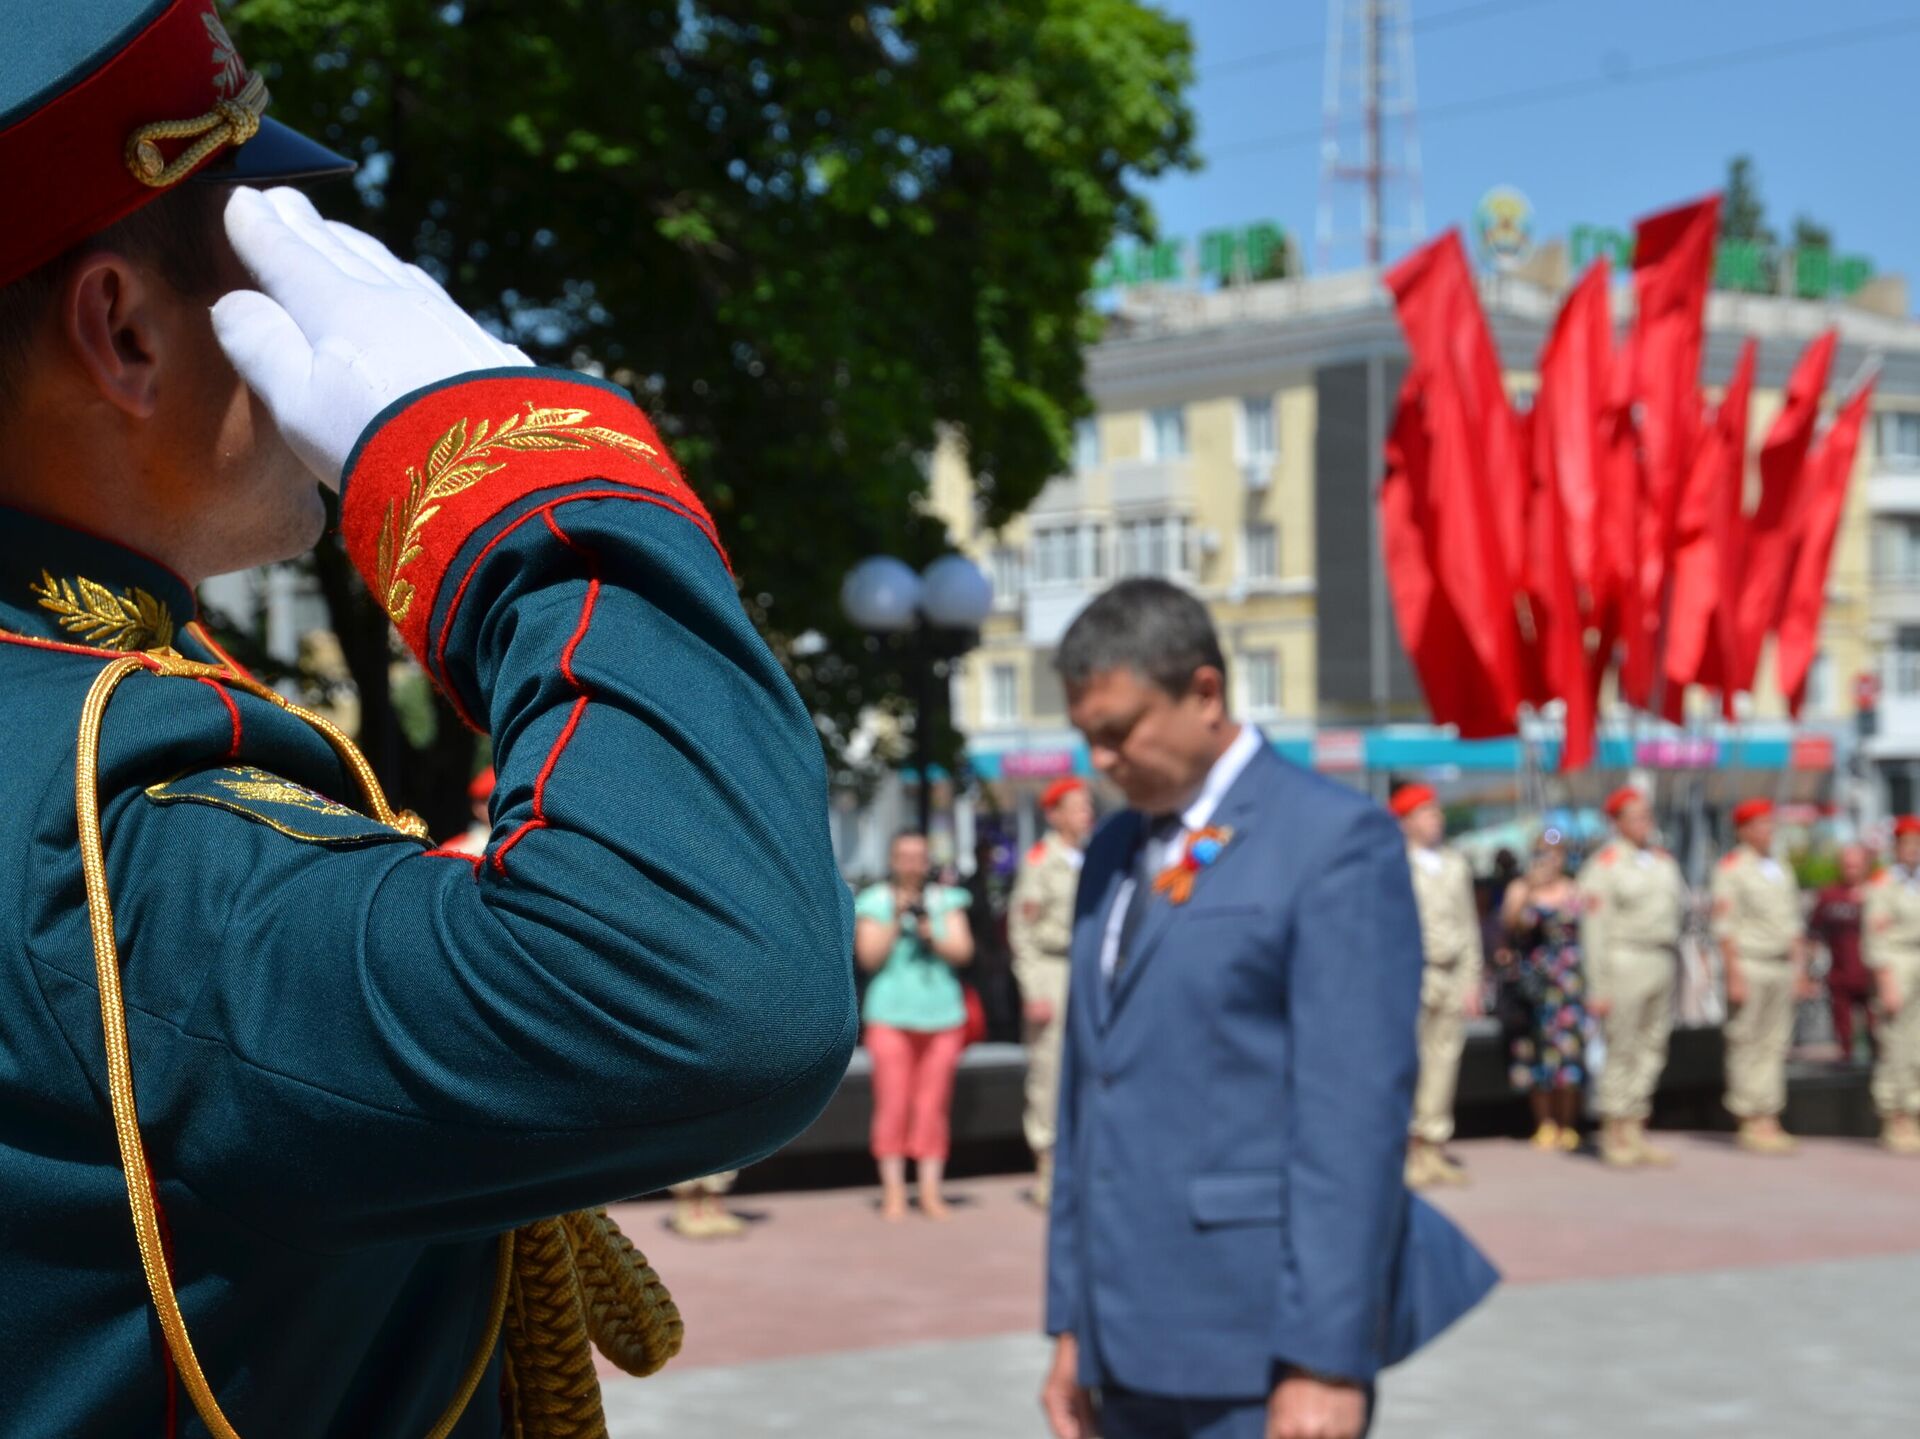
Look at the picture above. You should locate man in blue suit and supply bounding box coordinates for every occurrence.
[1040,579,1497,1439]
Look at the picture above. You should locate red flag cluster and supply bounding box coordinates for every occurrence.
[1381,196,1874,769]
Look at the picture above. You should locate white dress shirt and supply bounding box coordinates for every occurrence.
[1100,723,1264,982]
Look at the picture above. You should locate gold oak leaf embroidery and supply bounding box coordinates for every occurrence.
[376,404,678,623]
[214,768,359,817]
[31,571,176,651]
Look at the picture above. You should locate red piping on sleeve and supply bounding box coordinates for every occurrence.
[489,509,602,874]
[430,486,709,733]
[194,677,243,760]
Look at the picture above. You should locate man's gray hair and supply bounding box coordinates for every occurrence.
[1054,578,1227,696]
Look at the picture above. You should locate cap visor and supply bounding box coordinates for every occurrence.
[192,117,355,185]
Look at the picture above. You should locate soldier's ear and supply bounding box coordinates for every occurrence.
[59,251,164,420]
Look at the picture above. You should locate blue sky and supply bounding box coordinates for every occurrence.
[1139,0,1920,291]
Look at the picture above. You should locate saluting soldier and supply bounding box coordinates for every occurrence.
[0,4,855,1434]
[1578,787,1687,1169]
[1009,776,1094,1207]
[1863,817,1920,1155]
[1711,798,1810,1155]
[1393,783,1484,1189]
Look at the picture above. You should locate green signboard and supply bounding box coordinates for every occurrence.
[1570,224,1874,300]
[1095,221,1290,290]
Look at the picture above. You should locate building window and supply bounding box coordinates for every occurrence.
[1085,523,1108,581]
[1240,396,1276,461]
[1146,406,1188,460]
[1874,518,1920,584]
[1879,412,1920,471]
[1074,418,1101,472]
[1030,651,1067,721]
[1032,525,1083,586]
[1806,653,1833,713]
[987,663,1019,725]
[1241,650,1280,718]
[1116,517,1193,579]
[1243,523,1278,583]
[988,545,1024,608]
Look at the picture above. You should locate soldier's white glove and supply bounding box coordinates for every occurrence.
[211,185,531,490]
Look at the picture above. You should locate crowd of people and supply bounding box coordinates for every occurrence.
[1401,787,1920,1177]
[658,763,1920,1246]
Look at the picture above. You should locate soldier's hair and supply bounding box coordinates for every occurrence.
[1054,577,1228,697]
[0,185,228,414]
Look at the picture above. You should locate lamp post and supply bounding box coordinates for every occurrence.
[840,553,995,836]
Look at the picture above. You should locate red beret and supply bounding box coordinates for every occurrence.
[1603,787,1642,819]
[467,766,496,802]
[1040,777,1086,811]
[1731,797,1773,827]
[1390,783,1437,819]
[1895,816,1920,839]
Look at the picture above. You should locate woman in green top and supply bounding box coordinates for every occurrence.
[854,830,975,1220]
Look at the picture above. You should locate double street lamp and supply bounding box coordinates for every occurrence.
[840,554,995,835]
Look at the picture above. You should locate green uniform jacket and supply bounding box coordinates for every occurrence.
[0,369,857,1435]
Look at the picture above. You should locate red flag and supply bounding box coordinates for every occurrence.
[1593,355,1645,708]
[1525,408,1596,769]
[1733,329,1837,694]
[1778,375,1875,715]
[1532,262,1614,768]
[1384,231,1528,728]
[1619,196,1720,707]
[1664,339,1756,707]
[1380,376,1515,737]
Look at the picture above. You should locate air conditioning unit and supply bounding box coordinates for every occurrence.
[1242,458,1273,490]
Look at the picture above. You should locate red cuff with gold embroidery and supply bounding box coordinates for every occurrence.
[339,369,725,668]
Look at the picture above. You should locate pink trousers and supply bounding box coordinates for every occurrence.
[865,1023,967,1161]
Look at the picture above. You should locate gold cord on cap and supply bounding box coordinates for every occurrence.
[125,72,268,189]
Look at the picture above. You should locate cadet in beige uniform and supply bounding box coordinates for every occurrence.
[1711,798,1809,1154]
[1010,777,1094,1206]
[1863,816,1920,1156]
[1394,783,1484,1188]
[1579,788,1687,1169]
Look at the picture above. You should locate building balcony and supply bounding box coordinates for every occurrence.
[1869,577,1920,626]
[1023,583,1098,647]
[1027,475,1084,518]
[1867,469,1920,513]
[1109,457,1195,511]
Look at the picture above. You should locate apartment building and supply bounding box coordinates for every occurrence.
[929,265,1920,824]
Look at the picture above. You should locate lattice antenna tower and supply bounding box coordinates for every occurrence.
[1316,0,1426,273]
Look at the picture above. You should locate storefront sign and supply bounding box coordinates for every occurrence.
[1635,737,1720,770]
[1314,729,1366,772]
[1569,223,1873,300]
[1094,221,1289,290]
[1001,749,1078,779]
[1789,734,1835,771]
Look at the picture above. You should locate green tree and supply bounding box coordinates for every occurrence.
[227,0,1195,815]
[1720,154,1775,248]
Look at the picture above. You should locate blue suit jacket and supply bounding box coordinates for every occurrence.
[1045,739,1498,1397]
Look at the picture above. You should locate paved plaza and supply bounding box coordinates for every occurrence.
[601,1135,1920,1437]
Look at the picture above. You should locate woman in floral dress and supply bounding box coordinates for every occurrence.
[1498,836,1589,1151]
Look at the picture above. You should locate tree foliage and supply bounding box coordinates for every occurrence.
[228,0,1196,794]
[1720,155,1774,248]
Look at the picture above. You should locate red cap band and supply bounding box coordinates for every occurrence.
[0,3,255,287]
[1604,787,1641,819]
[1732,798,1773,827]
